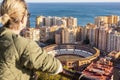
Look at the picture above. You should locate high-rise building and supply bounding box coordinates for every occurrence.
[116,33,120,51]
[21,28,40,41]
[107,31,120,52]
[86,24,97,46]
[45,16,52,27]
[39,27,50,42]
[94,28,99,47]
[67,17,77,27]
[95,16,108,26]
[40,26,60,42]
[62,27,78,44]
[53,16,58,26]
[36,16,44,28]
[35,15,120,53]
[95,15,120,26]
[55,27,79,44]
[56,17,63,26]
[81,23,99,46]
[108,15,119,24]
[55,29,63,44]
[98,28,108,51]
[81,27,89,43]
[81,23,117,52]
[36,16,77,28]
[76,27,82,42]
[61,18,67,27]
[118,21,120,27]
[49,26,60,39]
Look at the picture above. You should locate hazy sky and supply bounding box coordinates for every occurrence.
[26,0,120,2]
[0,0,120,3]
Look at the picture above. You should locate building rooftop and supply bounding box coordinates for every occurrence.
[82,57,113,80]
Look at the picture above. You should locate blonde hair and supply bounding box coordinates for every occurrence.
[0,0,28,29]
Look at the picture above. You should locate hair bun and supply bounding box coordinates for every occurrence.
[0,14,10,25]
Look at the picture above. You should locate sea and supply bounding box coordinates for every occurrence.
[27,3,120,27]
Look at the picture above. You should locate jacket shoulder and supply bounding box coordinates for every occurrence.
[12,34,31,55]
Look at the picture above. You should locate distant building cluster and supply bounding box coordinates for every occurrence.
[82,51,118,80]
[39,26,59,42]
[82,56,113,80]
[36,16,77,28]
[21,28,40,41]
[55,27,81,44]
[22,15,120,52]
[21,15,120,79]
[95,15,120,26]
[81,15,120,52]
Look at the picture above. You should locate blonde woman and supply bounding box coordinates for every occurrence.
[0,0,63,80]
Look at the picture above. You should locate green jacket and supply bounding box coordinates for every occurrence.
[0,27,61,80]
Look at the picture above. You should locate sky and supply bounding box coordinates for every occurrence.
[0,0,120,3]
[26,0,120,2]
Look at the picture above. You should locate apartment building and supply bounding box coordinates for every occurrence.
[36,16,77,28]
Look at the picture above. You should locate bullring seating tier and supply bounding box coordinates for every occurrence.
[47,49,93,58]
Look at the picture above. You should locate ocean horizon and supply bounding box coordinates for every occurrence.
[27,2,120,27]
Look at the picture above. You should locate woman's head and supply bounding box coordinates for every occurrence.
[0,0,28,30]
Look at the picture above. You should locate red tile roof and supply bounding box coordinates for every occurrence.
[82,58,113,80]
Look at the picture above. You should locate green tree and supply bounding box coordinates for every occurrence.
[37,66,70,80]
